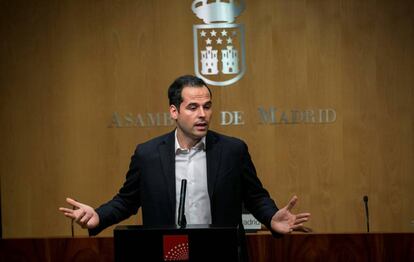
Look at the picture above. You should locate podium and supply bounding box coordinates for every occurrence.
[1,233,413,261]
[114,224,242,261]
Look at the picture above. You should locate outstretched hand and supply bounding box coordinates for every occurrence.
[271,196,311,234]
[58,198,99,229]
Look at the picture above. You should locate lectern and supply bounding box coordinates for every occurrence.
[114,224,241,261]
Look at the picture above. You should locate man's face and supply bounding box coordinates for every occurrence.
[170,86,212,143]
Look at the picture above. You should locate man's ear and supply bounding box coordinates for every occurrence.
[169,105,178,120]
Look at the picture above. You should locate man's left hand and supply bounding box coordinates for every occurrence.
[270,195,311,234]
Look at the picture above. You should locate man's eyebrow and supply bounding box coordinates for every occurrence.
[186,101,212,106]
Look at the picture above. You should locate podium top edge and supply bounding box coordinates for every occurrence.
[114,224,239,231]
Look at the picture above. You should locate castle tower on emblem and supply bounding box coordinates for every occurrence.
[221,45,239,74]
[201,46,219,75]
[192,0,246,86]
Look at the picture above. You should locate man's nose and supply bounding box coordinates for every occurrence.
[198,107,206,117]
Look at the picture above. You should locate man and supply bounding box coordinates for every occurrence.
[59,75,310,237]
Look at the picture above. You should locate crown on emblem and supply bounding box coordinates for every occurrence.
[192,0,245,24]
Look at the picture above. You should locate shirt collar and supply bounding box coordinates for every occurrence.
[174,129,206,154]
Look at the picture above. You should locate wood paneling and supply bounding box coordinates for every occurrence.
[0,0,413,237]
[1,234,413,261]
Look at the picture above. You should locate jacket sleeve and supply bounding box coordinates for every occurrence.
[89,146,142,236]
[240,141,280,236]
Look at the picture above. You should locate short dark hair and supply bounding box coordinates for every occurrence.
[168,75,212,109]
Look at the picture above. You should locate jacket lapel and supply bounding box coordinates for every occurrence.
[158,131,176,218]
[206,131,222,199]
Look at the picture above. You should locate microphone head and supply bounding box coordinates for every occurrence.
[363,195,368,202]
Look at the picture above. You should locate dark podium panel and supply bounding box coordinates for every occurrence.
[1,233,413,261]
[114,225,241,262]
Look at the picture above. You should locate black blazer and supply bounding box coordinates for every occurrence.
[90,130,278,236]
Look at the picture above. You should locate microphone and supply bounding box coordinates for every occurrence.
[363,195,369,232]
[177,179,187,228]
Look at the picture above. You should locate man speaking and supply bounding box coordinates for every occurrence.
[59,75,310,239]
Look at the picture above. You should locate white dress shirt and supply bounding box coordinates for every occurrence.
[174,131,212,224]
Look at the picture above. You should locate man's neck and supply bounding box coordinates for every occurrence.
[176,130,201,149]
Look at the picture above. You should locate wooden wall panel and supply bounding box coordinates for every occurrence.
[0,0,413,237]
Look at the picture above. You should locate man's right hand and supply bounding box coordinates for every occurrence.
[59,197,100,229]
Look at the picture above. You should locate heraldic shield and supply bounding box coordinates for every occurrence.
[193,23,246,87]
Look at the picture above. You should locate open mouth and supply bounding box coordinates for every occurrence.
[194,122,208,129]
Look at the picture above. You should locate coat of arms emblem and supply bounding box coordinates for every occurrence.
[192,0,246,86]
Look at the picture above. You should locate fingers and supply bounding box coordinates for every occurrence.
[59,207,74,213]
[59,200,86,222]
[62,208,92,228]
[292,212,310,227]
[290,213,311,233]
[300,226,312,233]
[79,212,93,228]
[66,197,82,208]
[286,195,298,211]
[61,211,76,219]
[291,224,303,232]
[294,217,309,225]
[291,224,312,233]
[74,210,87,223]
[59,198,81,219]
[72,209,90,228]
[295,213,311,224]
[59,198,98,229]
[296,212,311,219]
[58,207,76,219]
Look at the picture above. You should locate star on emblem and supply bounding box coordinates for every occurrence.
[227,37,233,44]
[200,30,206,37]
[216,38,223,44]
[206,38,212,45]
[221,30,228,36]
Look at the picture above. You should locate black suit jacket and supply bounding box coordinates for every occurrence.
[90,130,278,236]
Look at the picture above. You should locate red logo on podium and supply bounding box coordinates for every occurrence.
[163,235,189,261]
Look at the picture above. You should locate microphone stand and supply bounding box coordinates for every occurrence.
[178,179,187,228]
[363,195,369,232]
